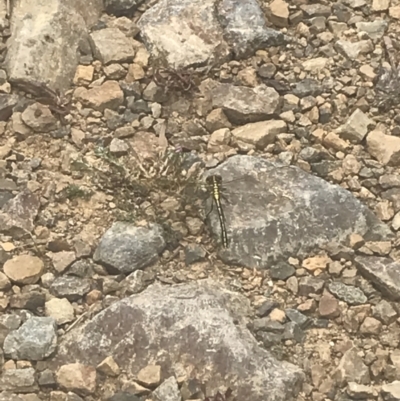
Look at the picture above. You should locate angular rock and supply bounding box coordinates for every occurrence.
[382,381,400,400]
[336,109,375,143]
[333,347,370,385]
[217,0,285,58]
[269,0,289,27]
[73,81,124,112]
[209,82,280,124]
[53,280,304,401]
[0,368,38,393]
[90,28,136,65]
[366,130,400,166]
[231,120,287,149]
[6,0,92,93]
[355,256,400,300]
[204,155,392,269]
[334,39,373,60]
[3,317,57,360]
[56,363,96,395]
[93,222,166,274]
[138,0,230,69]
[50,276,91,301]
[153,376,180,401]
[0,189,40,238]
[45,298,75,325]
[21,103,58,133]
[0,94,18,121]
[355,20,388,40]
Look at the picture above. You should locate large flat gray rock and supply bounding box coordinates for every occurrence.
[203,155,392,268]
[53,280,304,401]
[6,0,95,93]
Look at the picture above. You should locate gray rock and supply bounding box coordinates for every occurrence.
[21,103,58,133]
[104,0,145,16]
[336,108,375,143]
[328,282,367,305]
[0,94,18,121]
[0,368,38,393]
[282,322,305,343]
[217,0,285,58]
[4,317,57,361]
[93,222,166,274]
[298,277,325,296]
[208,82,280,124]
[269,261,296,280]
[355,256,400,300]
[334,39,374,60]
[0,189,40,238]
[355,20,388,40]
[50,276,91,301]
[285,309,311,329]
[372,300,397,325]
[333,348,370,385]
[53,280,304,401]
[292,79,323,98]
[300,4,332,17]
[90,28,136,65]
[153,376,180,401]
[253,318,285,333]
[204,155,392,269]
[138,0,230,69]
[6,0,95,93]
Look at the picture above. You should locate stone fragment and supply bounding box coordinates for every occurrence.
[355,20,388,40]
[21,103,58,133]
[3,255,44,285]
[97,356,121,377]
[4,317,57,360]
[355,256,400,300]
[359,317,382,335]
[47,251,76,273]
[209,82,280,124]
[328,282,367,305]
[319,292,340,318]
[269,0,289,27]
[73,65,94,86]
[93,222,166,274]
[50,276,91,302]
[334,39,373,60]
[302,254,330,272]
[73,81,124,112]
[336,109,375,143]
[137,365,161,388]
[45,298,75,325]
[372,0,390,11]
[333,347,370,385]
[231,120,286,149]
[90,28,135,65]
[56,363,96,395]
[367,130,400,166]
[0,368,38,393]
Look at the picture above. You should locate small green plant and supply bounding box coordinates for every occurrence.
[64,184,93,200]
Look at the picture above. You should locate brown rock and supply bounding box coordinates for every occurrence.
[360,317,382,335]
[269,0,289,27]
[367,130,400,166]
[3,255,44,285]
[56,363,96,395]
[319,292,340,318]
[73,80,124,112]
[137,365,161,388]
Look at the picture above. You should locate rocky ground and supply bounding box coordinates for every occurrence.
[2,0,400,400]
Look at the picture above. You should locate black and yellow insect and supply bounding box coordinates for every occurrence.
[205,174,229,248]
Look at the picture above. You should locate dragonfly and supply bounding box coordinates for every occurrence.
[202,173,255,249]
[205,175,229,248]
